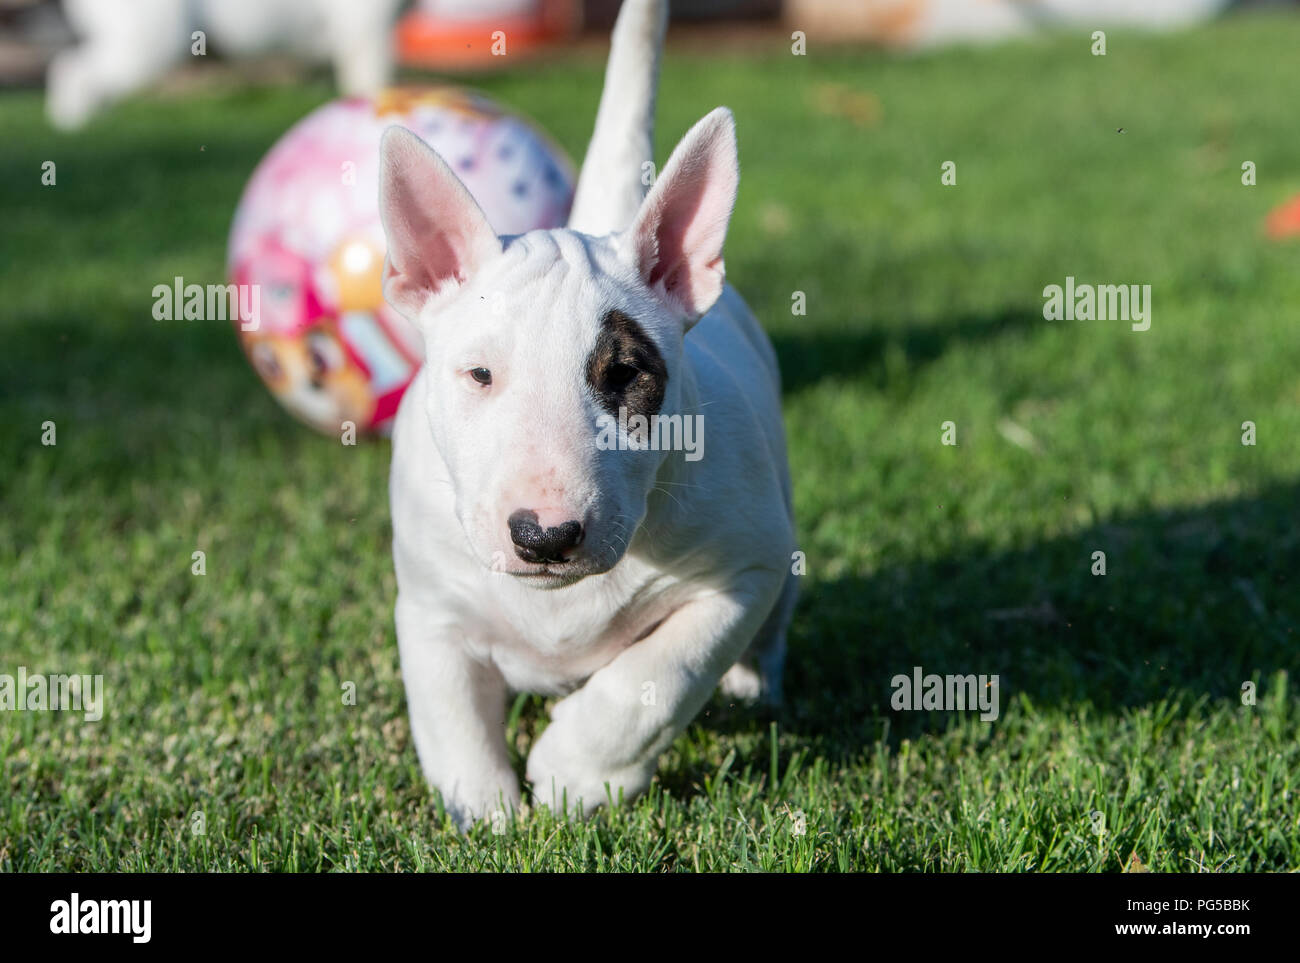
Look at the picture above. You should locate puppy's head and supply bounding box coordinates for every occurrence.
[379,109,738,586]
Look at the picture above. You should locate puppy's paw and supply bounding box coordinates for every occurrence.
[438,772,522,833]
[525,724,651,818]
[720,658,783,707]
[719,661,764,703]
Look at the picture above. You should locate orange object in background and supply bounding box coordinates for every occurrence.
[397,0,580,69]
[328,237,386,314]
[1265,194,1300,240]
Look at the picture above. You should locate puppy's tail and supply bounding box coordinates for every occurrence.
[566,0,668,237]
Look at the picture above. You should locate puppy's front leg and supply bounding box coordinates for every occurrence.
[526,571,782,816]
[395,596,519,830]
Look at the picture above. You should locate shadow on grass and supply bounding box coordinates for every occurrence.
[770,305,1041,397]
[669,478,1299,802]
[0,312,299,439]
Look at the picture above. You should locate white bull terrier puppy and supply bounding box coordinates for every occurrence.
[381,0,797,828]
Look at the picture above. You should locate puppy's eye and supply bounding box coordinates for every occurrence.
[605,362,638,391]
[469,367,493,386]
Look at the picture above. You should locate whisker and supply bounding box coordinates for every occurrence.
[650,485,687,513]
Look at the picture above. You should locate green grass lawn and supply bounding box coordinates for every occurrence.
[3,12,1299,872]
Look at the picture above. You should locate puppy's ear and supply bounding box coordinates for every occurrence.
[379,126,499,321]
[624,107,738,327]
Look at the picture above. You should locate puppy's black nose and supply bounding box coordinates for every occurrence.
[507,510,583,564]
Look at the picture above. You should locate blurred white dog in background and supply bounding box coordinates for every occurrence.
[46,0,402,130]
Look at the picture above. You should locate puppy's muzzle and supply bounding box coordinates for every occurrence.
[507,509,584,564]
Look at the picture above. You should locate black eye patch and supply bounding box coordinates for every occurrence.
[585,309,667,418]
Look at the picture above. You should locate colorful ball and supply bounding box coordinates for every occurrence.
[227,86,575,435]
